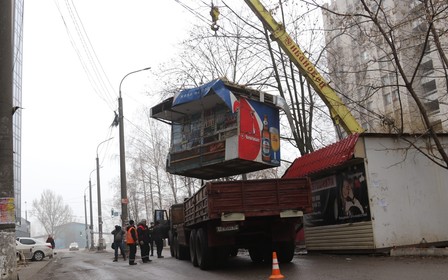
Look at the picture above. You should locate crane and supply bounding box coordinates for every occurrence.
[243,0,364,135]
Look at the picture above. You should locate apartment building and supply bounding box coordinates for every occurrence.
[322,0,447,134]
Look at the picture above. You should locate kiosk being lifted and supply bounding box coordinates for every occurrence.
[150,79,281,179]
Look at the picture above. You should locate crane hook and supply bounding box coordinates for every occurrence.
[210,5,220,32]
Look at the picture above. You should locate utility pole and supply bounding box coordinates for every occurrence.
[0,0,18,279]
[83,191,89,249]
[118,95,128,228]
[118,67,150,228]
[96,155,103,250]
[96,138,112,250]
[88,170,95,250]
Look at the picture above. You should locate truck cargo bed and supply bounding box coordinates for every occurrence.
[184,178,311,226]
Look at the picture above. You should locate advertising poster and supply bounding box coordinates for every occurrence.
[238,97,280,166]
[305,162,370,227]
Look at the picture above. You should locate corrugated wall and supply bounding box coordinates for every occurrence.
[305,221,375,251]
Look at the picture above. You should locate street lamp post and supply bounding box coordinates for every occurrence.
[118,66,150,228]
[96,137,113,250]
[88,169,96,250]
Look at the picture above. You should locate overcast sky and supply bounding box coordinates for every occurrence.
[20,0,303,237]
[21,0,196,235]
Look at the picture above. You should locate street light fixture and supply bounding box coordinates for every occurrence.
[118,66,151,228]
[88,168,96,250]
[96,137,113,250]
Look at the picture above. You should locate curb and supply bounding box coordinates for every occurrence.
[390,247,448,257]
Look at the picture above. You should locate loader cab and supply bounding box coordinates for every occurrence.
[154,209,168,223]
[153,209,170,240]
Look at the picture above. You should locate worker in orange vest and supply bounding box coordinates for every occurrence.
[126,220,138,265]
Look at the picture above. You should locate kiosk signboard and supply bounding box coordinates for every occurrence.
[238,97,280,166]
[305,162,371,227]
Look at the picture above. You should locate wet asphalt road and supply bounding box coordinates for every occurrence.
[20,248,448,280]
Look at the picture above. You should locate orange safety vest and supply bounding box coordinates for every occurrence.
[126,226,137,244]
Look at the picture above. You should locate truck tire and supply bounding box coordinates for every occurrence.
[179,244,190,260]
[249,247,264,263]
[277,241,295,263]
[169,231,175,257]
[189,229,198,267]
[230,247,238,257]
[173,235,179,259]
[195,228,213,270]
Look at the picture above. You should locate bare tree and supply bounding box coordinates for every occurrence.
[31,189,74,236]
[154,1,336,156]
[123,108,201,215]
[315,0,448,168]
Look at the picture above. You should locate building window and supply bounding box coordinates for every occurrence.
[362,51,369,61]
[430,119,443,133]
[367,101,373,112]
[421,60,434,76]
[383,92,392,106]
[422,79,437,95]
[424,99,440,114]
[392,89,399,102]
[418,43,431,55]
[381,72,396,86]
[362,122,370,131]
[381,75,389,85]
[412,21,427,32]
[379,58,390,70]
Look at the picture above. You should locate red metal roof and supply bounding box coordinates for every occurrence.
[282,134,360,178]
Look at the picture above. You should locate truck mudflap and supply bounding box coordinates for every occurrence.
[280,209,303,218]
[221,210,302,221]
[221,212,245,221]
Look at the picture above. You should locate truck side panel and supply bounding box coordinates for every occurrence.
[184,178,311,227]
[209,178,311,219]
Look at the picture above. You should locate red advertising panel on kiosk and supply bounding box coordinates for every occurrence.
[238,97,280,166]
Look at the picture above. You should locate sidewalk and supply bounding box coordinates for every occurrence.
[16,255,54,280]
[16,247,166,279]
[16,249,98,280]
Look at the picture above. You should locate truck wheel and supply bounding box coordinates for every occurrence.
[249,247,263,263]
[173,235,179,259]
[169,231,175,257]
[189,229,198,267]
[178,245,190,260]
[277,241,295,263]
[230,247,238,257]
[196,228,212,270]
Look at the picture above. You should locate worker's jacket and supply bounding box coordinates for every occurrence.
[137,224,150,243]
[126,225,138,245]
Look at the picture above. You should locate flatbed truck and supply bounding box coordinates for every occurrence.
[164,177,311,270]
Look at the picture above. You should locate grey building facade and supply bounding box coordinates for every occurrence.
[322,0,447,135]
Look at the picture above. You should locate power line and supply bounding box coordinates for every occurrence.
[68,0,116,105]
[53,0,116,111]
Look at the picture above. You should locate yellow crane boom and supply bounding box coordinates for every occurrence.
[244,0,364,135]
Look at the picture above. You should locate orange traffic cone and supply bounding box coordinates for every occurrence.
[269,251,285,280]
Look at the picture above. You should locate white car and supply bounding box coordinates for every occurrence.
[69,242,79,251]
[16,237,54,261]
